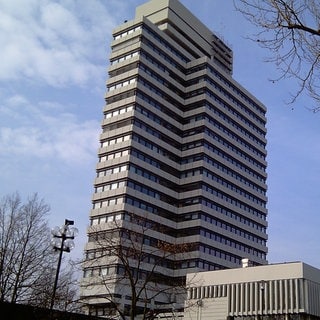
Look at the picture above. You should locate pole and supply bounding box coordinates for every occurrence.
[50,241,64,310]
[50,222,68,311]
[49,219,76,313]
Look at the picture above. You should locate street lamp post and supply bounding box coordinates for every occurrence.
[259,280,266,318]
[50,219,78,311]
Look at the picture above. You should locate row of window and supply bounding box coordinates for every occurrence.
[138,76,171,105]
[134,118,161,140]
[127,180,160,200]
[140,44,265,139]
[110,31,265,143]
[201,196,266,221]
[91,213,122,226]
[135,141,265,186]
[128,161,265,207]
[94,163,266,233]
[135,94,265,162]
[132,94,266,182]
[144,24,189,63]
[138,60,266,149]
[85,239,263,269]
[202,174,265,208]
[110,51,139,66]
[124,196,266,240]
[201,209,266,233]
[91,197,266,248]
[130,162,264,208]
[104,104,134,119]
[95,181,125,194]
[200,226,266,252]
[131,128,265,175]
[139,62,184,98]
[182,202,266,245]
[131,148,161,169]
[203,156,266,194]
[129,163,159,183]
[138,85,265,150]
[135,108,264,172]
[142,36,184,72]
[93,196,124,209]
[134,159,266,205]
[83,266,111,278]
[136,91,183,127]
[131,160,266,231]
[86,229,244,272]
[135,118,182,150]
[208,65,266,117]
[202,114,265,159]
[139,40,266,135]
[130,77,266,172]
[199,245,242,265]
[204,127,265,170]
[90,211,260,262]
[97,164,127,177]
[190,65,263,124]
[132,133,179,162]
[99,149,129,163]
[105,87,135,105]
[203,153,265,184]
[108,77,136,92]
[204,77,265,126]
[139,63,166,86]
[184,167,265,203]
[97,142,265,200]
[135,103,182,136]
[203,101,265,146]
[101,135,130,148]
[190,259,223,271]
[203,140,266,175]
[113,25,142,40]
[103,118,132,132]
[140,49,167,73]
[94,167,265,224]
[206,86,265,135]
[93,166,266,232]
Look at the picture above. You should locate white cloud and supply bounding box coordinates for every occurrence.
[0,94,100,166]
[6,94,29,107]
[0,0,116,88]
[0,0,138,169]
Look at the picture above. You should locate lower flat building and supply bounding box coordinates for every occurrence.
[184,261,320,320]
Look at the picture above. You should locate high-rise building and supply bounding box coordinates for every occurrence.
[81,0,268,317]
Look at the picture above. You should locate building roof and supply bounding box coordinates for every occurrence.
[187,261,320,285]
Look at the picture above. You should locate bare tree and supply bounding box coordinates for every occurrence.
[0,192,80,312]
[81,212,196,320]
[28,258,82,313]
[234,0,320,111]
[0,192,51,303]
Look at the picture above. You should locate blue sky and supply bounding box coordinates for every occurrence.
[1,0,319,266]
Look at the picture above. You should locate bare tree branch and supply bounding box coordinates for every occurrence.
[80,212,196,319]
[234,0,320,111]
[0,192,80,312]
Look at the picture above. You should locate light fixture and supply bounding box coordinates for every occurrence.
[50,219,78,311]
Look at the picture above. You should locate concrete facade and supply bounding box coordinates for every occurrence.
[81,0,268,317]
[184,261,320,320]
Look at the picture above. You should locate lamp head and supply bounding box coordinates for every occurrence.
[65,219,74,226]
